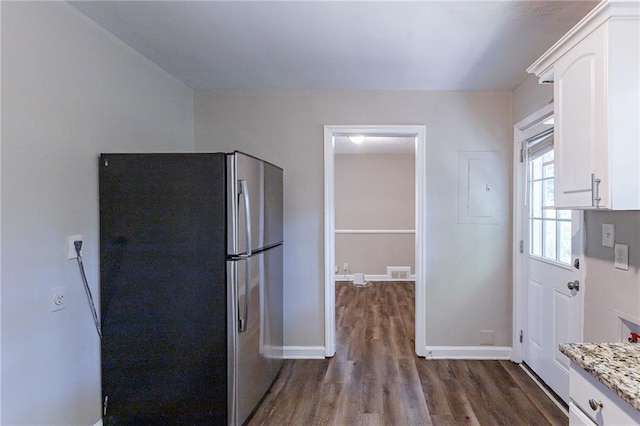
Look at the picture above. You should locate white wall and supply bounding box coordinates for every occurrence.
[335,233,415,277]
[335,154,414,276]
[1,3,194,424]
[194,90,513,349]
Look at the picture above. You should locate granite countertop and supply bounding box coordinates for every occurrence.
[560,343,640,411]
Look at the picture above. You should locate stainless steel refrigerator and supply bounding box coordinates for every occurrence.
[99,152,283,425]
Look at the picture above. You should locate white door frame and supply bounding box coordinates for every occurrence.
[323,124,427,357]
[512,105,552,362]
[512,104,585,363]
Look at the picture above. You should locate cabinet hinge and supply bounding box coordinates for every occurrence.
[520,330,523,344]
[103,396,109,417]
[519,240,524,254]
[519,146,525,163]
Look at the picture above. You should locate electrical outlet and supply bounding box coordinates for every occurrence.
[67,234,83,259]
[50,287,66,312]
[343,263,349,273]
[614,243,629,270]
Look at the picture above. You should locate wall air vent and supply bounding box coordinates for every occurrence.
[387,266,411,280]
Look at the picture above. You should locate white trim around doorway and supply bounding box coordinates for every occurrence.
[323,125,427,358]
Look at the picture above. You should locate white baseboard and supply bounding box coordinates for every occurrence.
[282,346,326,359]
[336,274,416,282]
[284,345,511,360]
[423,345,512,360]
[93,419,103,426]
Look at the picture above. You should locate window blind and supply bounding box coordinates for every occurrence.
[526,128,553,161]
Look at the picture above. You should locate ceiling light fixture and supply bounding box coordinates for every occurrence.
[348,135,365,144]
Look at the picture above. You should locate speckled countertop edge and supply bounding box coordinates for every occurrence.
[560,343,640,411]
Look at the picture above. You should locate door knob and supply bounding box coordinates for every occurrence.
[567,280,580,291]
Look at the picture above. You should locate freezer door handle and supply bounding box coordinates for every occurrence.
[239,179,252,257]
[238,259,250,333]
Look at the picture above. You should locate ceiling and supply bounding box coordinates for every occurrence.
[69,0,599,91]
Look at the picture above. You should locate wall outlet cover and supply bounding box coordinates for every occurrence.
[50,286,66,312]
[614,243,629,271]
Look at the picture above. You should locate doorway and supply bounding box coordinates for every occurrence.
[513,106,584,403]
[323,125,427,357]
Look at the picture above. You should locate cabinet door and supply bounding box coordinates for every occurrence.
[569,401,596,426]
[571,363,640,426]
[554,26,607,209]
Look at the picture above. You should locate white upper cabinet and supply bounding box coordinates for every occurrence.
[554,24,607,209]
[528,1,640,210]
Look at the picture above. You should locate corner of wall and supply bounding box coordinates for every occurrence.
[1,2,194,424]
[512,74,554,125]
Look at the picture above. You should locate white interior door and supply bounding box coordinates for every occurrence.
[523,147,583,404]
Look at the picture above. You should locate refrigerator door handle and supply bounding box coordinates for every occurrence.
[238,259,250,333]
[239,179,252,257]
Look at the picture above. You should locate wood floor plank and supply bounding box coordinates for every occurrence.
[417,360,483,425]
[502,362,568,425]
[416,360,454,417]
[248,282,568,426]
[468,360,529,424]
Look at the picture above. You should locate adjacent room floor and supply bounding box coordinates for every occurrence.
[249,281,567,425]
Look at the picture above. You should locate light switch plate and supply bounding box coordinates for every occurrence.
[602,224,615,248]
[614,243,629,270]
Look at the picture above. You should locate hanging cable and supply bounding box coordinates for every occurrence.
[74,241,102,339]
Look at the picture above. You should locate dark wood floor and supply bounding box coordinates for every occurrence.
[248,281,567,425]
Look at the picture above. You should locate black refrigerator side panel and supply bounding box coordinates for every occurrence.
[99,153,227,425]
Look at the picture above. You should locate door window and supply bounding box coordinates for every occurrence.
[529,150,571,265]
